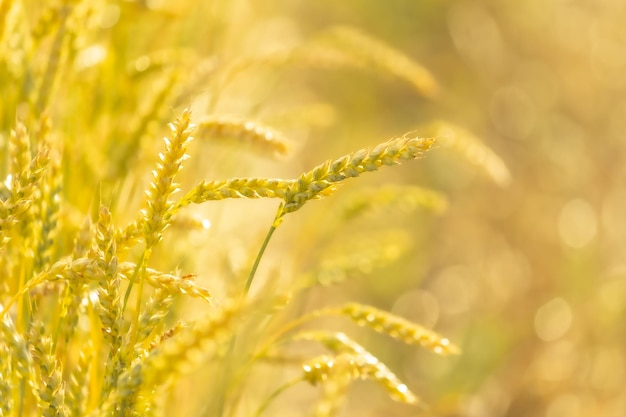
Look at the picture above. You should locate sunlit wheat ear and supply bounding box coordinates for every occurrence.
[142,108,195,249]
[29,321,69,417]
[303,352,418,416]
[333,303,460,355]
[312,26,439,98]
[197,117,290,158]
[0,308,34,413]
[117,263,213,303]
[429,121,511,186]
[301,230,411,287]
[341,184,448,220]
[297,331,419,406]
[66,340,92,417]
[93,207,122,347]
[109,301,242,410]
[275,134,435,224]
[176,178,295,209]
[135,289,175,346]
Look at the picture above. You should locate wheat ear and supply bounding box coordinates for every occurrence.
[197,117,290,157]
[336,303,460,355]
[142,108,195,248]
[298,331,419,405]
[275,134,435,224]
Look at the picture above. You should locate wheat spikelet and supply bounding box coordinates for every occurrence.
[276,134,435,222]
[341,184,448,220]
[176,177,294,209]
[312,26,439,98]
[430,121,511,186]
[336,303,460,355]
[29,321,69,417]
[142,108,195,248]
[197,117,290,157]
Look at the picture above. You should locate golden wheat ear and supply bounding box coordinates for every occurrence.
[197,117,290,158]
[276,134,435,223]
[300,230,412,287]
[341,184,448,220]
[297,331,420,405]
[309,25,439,98]
[427,120,511,187]
[331,303,460,355]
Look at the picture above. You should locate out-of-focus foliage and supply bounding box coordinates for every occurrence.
[1,0,623,416]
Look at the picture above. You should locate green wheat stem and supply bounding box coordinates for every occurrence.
[254,377,303,417]
[243,223,277,297]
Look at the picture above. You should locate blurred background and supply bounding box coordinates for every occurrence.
[3,0,626,416]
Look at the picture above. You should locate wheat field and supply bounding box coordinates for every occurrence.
[0,1,624,417]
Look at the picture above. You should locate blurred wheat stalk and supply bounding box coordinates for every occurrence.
[0,1,508,416]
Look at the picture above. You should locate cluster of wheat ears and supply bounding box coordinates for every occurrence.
[0,2,508,416]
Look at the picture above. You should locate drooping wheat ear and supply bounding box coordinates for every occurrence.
[197,117,290,157]
[66,340,92,417]
[142,108,195,248]
[297,331,419,406]
[117,262,213,303]
[335,303,460,355]
[106,301,242,413]
[176,178,295,209]
[275,134,435,224]
[302,230,411,287]
[29,321,69,417]
[303,354,352,417]
[341,184,448,220]
[0,308,34,415]
[312,26,439,98]
[430,121,511,186]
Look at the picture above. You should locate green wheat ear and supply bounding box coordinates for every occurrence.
[274,134,435,225]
